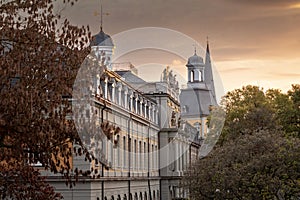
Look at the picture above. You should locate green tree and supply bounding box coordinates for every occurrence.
[265,84,300,137]
[184,130,300,200]
[184,85,300,200]
[287,84,300,136]
[220,85,277,143]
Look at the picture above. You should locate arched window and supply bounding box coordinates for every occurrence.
[137,100,140,114]
[134,193,138,200]
[139,192,143,200]
[200,70,203,82]
[133,97,136,113]
[190,70,194,82]
[108,82,113,101]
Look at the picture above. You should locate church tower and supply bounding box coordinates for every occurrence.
[179,42,217,139]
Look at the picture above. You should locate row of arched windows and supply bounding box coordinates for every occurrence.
[98,76,159,124]
[189,69,203,82]
[99,190,159,200]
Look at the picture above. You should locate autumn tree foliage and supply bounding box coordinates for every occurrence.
[184,85,300,199]
[0,0,92,199]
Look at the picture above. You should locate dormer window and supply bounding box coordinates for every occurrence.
[182,105,189,113]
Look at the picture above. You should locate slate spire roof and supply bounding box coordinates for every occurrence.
[204,39,216,100]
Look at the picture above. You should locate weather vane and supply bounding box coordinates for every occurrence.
[193,44,197,54]
[93,3,109,31]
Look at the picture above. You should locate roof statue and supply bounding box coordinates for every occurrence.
[160,66,180,98]
[162,67,168,82]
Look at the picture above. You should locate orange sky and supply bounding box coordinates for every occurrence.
[59,0,300,96]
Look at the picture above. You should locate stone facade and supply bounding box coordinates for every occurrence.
[49,29,216,200]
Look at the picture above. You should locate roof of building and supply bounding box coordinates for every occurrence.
[111,62,138,75]
[90,30,114,47]
[115,70,146,83]
[180,87,217,117]
[204,42,216,99]
[187,52,204,66]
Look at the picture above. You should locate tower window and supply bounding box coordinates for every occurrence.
[190,70,194,82]
[200,71,203,82]
[182,105,189,113]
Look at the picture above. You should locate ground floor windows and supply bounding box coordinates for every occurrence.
[103,191,155,200]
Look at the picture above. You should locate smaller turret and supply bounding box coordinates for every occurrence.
[186,48,205,83]
[90,5,114,69]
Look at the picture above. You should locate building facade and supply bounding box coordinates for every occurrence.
[50,28,216,200]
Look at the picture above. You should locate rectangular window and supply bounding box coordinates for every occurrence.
[139,141,142,170]
[152,144,154,170]
[134,140,137,170]
[155,145,158,170]
[144,142,147,170]
[117,135,120,167]
[110,141,113,167]
[123,136,126,168]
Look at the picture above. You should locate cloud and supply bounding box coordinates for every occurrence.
[61,0,300,93]
[270,72,300,78]
[172,59,183,65]
[218,67,252,73]
[225,0,300,7]
[288,3,300,9]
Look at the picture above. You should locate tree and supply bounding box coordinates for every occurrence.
[287,84,300,136]
[0,0,91,198]
[184,130,300,200]
[219,85,278,143]
[0,164,62,199]
[265,84,300,137]
[183,85,300,199]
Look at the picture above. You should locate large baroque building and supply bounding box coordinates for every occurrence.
[51,27,216,200]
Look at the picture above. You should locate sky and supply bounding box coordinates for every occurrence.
[59,0,300,96]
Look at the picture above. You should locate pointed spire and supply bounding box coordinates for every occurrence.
[100,4,103,31]
[204,36,216,103]
[205,36,211,65]
[206,36,210,55]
